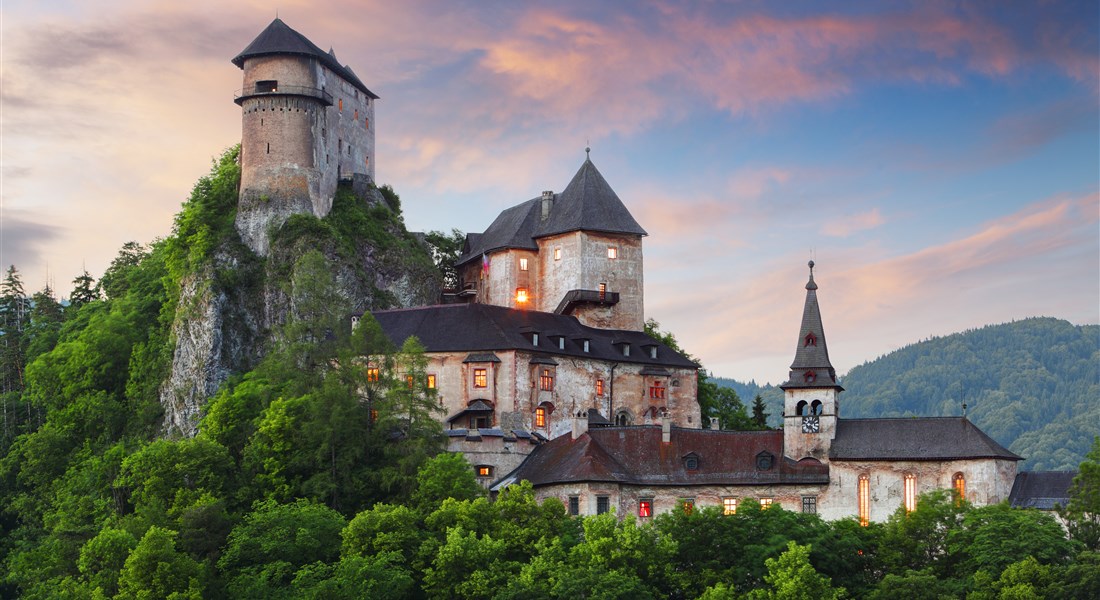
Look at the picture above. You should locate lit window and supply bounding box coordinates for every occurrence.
[370,409,378,422]
[519,258,529,271]
[476,465,493,477]
[367,368,380,382]
[595,379,605,396]
[473,368,487,388]
[953,473,966,504]
[681,499,695,514]
[406,375,414,388]
[723,498,738,515]
[568,496,579,516]
[338,98,343,111]
[554,248,562,260]
[607,247,618,259]
[650,381,666,399]
[539,369,554,391]
[638,499,653,518]
[802,496,817,514]
[598,282,607,300]
[427,374,436,389]
[535,406,547,427]
[904,474,917,513]
[596,496,609,514]
[760,498,773,509]
[516,288,529,304]
[858,474,870,526]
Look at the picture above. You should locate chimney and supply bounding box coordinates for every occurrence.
[661,417,671,443]
[541,191,554,220]
[572,414,589,440]
[710,417,720,430]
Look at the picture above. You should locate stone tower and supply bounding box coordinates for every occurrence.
[454,152,648,331]
[232,18,378,255]
[781,261,843,461]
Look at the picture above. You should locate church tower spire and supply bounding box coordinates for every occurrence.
[781,261,842,461]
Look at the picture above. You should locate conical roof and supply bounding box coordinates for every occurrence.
[781,261,842,390]
[536,155,647,238]
[232,18,378,99]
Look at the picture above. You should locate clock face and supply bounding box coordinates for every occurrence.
[802,416,820,433]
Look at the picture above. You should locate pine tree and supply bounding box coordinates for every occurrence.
[752,394,770,429]
[68,268,100,309]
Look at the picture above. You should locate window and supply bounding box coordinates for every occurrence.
[760,498,774,509]
[802,496,817,514]
[650,380,666,399]
[469,415,489,429]
[519,258,529,271]
[535,406,547,427]
[607,247,618,259]
[367,368,380,382]
[338,98,343,111]
[255,79,278,93]
[595,379,605,397]
[583,340,590,353]
[804,370,816,383]
[723,497,738,515]
[406,375,415,388]
[370,409,378,422]
[355,109,359,120]
[558,337,565,350]
[638,499,653,518]
[568,496,579,516]
[539,369,554,391]
[684,455,699,470]
[365,117,369,129]
[953,473,966,504]
[598,282,607,300]
[755,452,774,471]
[615,411,631,426]
[904,474,917,513]
[810,400,822,415]
[476,465,493,477]
[596,496,610,514]
[858,474,870,526]
[516,288,529,304]
[681,499,695,514]
[804,332,817,347]
[554,248,562,260]
[427,374,436,389]
[473,368,487,388]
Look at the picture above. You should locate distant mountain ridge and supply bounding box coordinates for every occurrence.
[715,317,1098,471]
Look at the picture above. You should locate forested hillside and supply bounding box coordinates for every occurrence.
[716,318,1098,470]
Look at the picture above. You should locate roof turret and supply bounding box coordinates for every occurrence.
[780,261,843,390]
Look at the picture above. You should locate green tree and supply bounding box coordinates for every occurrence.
[424,228,466,290]
[411,450,483,514]
[115,526,203,600]
[880,489,966,577]
[98,242,149,300]
[24,284,65,363]
[1059,436,1100,550]
[77,526,137,597]
[67,269,100,310]
[748,541,845,600]
[949,502,1077,575]
[752,394,770,429]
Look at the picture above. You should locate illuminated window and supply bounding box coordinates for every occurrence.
[535,406,547,427]
[516,288,529,304]
[723,498,738,515]
[554,248,562,260]
[596,496,609,514]
[519,258,529,271]
[681,499,695,514]
[607,247,618,259]
[638,499,653,517]
[367,368,380,382]
[539,369,554,391]
[760,498,774,509]
[406,375,415,388]
[802,496,817,514]
[473,368,487,388]
[338,98,343,111]
[568,496,579,516]
[953,473,966,504]
[598,282,607,300]
[858,474,870,526]
[427,374,436,389]
[904,474,917,513]
[650,381,666,399]
[595,379,605,396]
[476,465,493,477]
[370,409,378,422]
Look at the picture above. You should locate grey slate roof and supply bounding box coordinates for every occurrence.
[829,417,1023,461]
[1008,471,1077,510]
[457,157,646,267]
[781,261,841,390]
[232,19,379,99]
[371,303,697,369]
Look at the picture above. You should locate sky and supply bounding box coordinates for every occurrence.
[2,0,1098,384]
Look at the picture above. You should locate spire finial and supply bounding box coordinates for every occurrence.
[585,144,590,160]
[805,260,818,290]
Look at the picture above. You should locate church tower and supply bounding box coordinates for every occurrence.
[781,261,843,461]
[232,19,378,255]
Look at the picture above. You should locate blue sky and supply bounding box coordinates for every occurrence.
[2,0,1097,383]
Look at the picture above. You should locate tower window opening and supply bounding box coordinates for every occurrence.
[810,400,822,415]
[266,142,270,154]
[805,332,817,347]
[607,247,618,259]
[539,369,554,392]
[599,282,607,300]
[519,258,529,271]
[554,248,562,261]
[515,288,528,304]
[255,80,277,93]
[796,400,808,416]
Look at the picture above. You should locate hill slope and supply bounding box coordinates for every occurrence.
[716,317,1098,470]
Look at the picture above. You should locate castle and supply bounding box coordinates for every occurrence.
[235,20,1025,522]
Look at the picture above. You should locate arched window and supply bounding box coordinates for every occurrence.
[953,473,966,504]
[614,410,632,426]
[904,474,917,513]
[796,400,808,416]
[810,400,823,415]
[858,474,870,526]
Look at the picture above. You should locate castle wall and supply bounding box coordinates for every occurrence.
[537,232,644,331]
[534,481,828,518]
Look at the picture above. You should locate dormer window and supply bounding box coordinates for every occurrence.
[649,346,658,359]
[804,370,816,383]
[557,337,565,350]
[583,340,590,353]
[804,332,817,347]
[755,451,774,471]
[531,333,539,346]
[683,453,700,471]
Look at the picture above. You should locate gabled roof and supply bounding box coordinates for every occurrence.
[781,261,841,390]
[829,417,1023,461]
[1009,471,1077,510]
[232,19,378,99]
[457,156,646,266]
[371,303,697,369]
[501,427,829,488]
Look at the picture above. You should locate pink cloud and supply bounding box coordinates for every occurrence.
[822,208,886,238]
